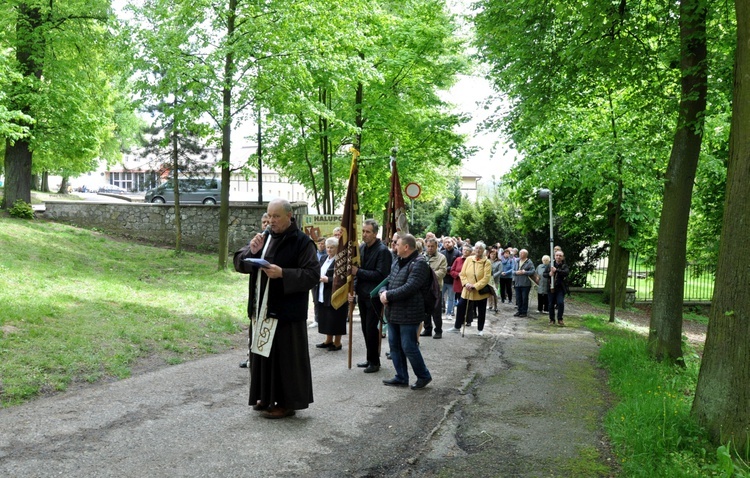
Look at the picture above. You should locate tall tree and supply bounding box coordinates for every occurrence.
[691,0,750,449]
[129,0,215,254]
[648,0,708,364]
[473,0,679,306]
[264,0,470,217]
[1,1,122,209]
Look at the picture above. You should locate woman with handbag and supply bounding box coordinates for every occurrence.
[457,242,493,336]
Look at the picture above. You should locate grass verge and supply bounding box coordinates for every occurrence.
[0,216,248,407]
[581,314,749,477]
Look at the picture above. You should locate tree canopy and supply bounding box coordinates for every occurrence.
[1,1,137,207]
[472,0,735,283]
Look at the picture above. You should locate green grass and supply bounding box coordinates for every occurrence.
[571,290,710,326]
[0,215,248,407]
[581,314,749,477]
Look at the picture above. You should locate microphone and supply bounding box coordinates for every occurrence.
[262,225,271,237]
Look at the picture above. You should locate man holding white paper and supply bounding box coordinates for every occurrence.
[233,199,319,419]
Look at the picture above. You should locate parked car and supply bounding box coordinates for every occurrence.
[97,184,128,194]
[144,178,221,205]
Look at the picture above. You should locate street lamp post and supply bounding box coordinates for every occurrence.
[538,188,554,291]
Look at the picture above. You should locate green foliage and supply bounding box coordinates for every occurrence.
[581,314,723,477]
[0,218,247,407]
[450,183,525,247]
[707,443,750,477]
[1,0,136,207]
[7,199,34,219]
[0,57,33,142]
[430,178,462,236]
[261,0,471,216]
[472,0,735,272]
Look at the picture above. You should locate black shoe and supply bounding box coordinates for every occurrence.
[513,312,520,317]
[364,364,380,373]
[382,378,408,387]
[357,361,369,368]
[518,314,527,318]
[239,359,249,368]
[411,377,432,390]
[328,344,342,351]
[420,330,432,337]
[386,352,391,360]
[433,332,442,339]
[316,342,333,348]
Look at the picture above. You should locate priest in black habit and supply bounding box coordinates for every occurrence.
[234,198,319,419]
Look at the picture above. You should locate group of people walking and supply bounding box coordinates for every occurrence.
[234,200,569,419]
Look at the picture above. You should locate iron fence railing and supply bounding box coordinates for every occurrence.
[585,260,714,303]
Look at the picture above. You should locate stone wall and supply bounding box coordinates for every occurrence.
[43,201,308,253]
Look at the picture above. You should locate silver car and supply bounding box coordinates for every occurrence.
[145,178,221,205]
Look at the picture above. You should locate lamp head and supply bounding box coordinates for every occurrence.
[538,188,551,199]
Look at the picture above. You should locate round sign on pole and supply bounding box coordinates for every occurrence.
[405,182,421,199]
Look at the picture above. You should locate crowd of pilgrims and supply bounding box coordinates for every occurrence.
[310,229,570,346]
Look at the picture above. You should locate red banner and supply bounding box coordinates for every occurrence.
[383,157,409,244]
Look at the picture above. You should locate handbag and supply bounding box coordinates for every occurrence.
[478,284,494,296]
[473,258,495,296]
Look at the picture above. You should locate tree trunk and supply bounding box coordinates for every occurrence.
[354,53,365,152]
[57,175,69,194]
[217,0,237,271]
[319,87,332,214]
[2,139,32,209]
[602,203,630,308]
[299,114,321,213]
[648,0,708,364]
[3,3,44,210]
[171,126,182,254]
[41,171,49,192]
[691,0,750,450]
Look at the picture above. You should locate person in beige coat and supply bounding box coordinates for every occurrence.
[452,241,493,335]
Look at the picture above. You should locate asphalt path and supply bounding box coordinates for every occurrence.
[0,303,610,477]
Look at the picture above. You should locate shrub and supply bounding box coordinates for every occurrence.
[8,199,34,219]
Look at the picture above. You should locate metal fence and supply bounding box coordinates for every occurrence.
[585,259,714,303]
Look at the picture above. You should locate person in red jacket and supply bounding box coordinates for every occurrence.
[446,245,472,332]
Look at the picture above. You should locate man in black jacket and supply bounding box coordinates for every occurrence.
[546,250,570,326]
[379,234,433,390]
[349,219,392,374]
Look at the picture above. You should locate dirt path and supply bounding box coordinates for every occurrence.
[0,297,687,477]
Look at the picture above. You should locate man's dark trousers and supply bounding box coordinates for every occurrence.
[358,295,383,366]
[422,290,443,334]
